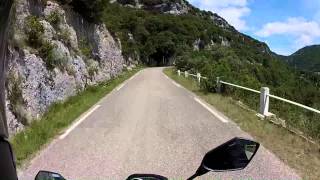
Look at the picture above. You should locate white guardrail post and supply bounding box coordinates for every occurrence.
[260,87,270,116]
[197,73,201,84]
[216,77,221,93]
[178,70,181,76]
[185,71,188,78]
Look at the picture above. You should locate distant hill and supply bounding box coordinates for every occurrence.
[282,45,320,72]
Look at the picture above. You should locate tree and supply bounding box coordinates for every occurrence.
[69,0,109,22]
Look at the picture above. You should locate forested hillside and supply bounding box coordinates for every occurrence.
[58,0,319,139]
[281,45,320,72]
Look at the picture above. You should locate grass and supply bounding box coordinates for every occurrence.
[164,67,320,180]
[11,67,142,167]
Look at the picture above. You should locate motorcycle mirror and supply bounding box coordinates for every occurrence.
[187,137,260,180]
[35,171,66,180]
[126,174,168,180]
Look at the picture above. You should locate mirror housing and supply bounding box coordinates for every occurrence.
[35,171,66,180]
[126,174,168,180]
[202,137,260,171]
[188,137,260,180]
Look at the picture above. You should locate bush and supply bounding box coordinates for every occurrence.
[25,15,44,48]
[47,10,61,27]
[39,41,55,69]
[69,0,109,22]
[58,29,71,47]
[79,38,93,58]
[39,41,67,71]
[50,51,68,71]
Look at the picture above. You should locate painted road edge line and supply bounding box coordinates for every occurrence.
[172,80,182,88]
[163,74,181,88]
[129,70,142,81]
[118,70,141,91]
[59,105,101,139]
[194,97,229,123]
[116,83,126,91]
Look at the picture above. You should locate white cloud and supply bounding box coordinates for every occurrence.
[256,17,320,48]
[188,0,251,31]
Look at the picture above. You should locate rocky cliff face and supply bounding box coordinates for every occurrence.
[114,0,189,15]
[114,0,233,31]
[6,0,126,135]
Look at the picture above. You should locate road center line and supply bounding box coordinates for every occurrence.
[194,97,229,123]
[59,105,101,139]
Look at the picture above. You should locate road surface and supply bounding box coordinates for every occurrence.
[19,68,300,180]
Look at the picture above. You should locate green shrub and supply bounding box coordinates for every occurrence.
[39,41,55,68]
[47,10,61,27]
[79,38,93,58]
[25,15,44,48]
[39,41,67,71]
[58,29,71,47]
[50,52,68,71]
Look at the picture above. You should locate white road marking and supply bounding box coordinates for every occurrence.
[194,97,229,123]
[59,105,101,139]
[163,74,181,88]
[116,83,126,91]
[171,80,182,88]
[129,70,141,81]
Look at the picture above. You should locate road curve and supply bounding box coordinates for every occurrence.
[19,67,300,180]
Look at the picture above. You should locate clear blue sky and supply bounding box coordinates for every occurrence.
[188,0,320,55]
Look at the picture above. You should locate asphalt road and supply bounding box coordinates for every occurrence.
[19,68,300,180]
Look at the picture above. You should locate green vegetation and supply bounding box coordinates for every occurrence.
[102,2,226,65]
[10,67,142,167]
[38,41,68,71]
[164,68,320,180]
[57,29,71,47]
[175,49,320,140]
[79,38,93,59]
[46,10,61,26]
[57,0,109,22]
[38,41,55,69]
[281,45,320,72]
[24,15,69,71]
[25,15,44,48]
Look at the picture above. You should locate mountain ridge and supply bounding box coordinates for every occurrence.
[281,45,320,72]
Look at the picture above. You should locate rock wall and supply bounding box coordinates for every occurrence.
[6,0,125,135]
[115,0,189,15]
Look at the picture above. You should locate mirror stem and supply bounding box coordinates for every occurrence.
[186,174,198,180]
